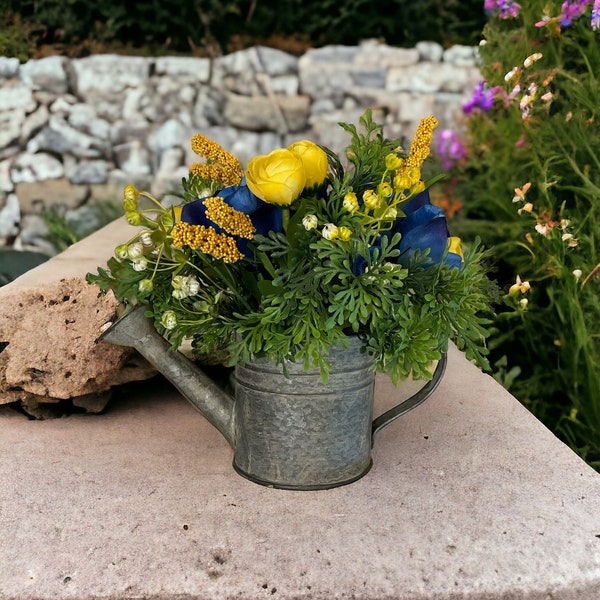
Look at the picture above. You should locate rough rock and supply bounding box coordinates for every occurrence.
[0,219,156,416]
[0,277,155,414]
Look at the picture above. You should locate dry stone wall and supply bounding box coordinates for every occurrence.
[0,40,480,255]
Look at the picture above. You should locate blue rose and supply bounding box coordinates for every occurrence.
[395,190,462,268]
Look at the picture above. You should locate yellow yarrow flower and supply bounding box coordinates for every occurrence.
[393,116,438,196]
[171,221,245,263]
[189,133,243,187]
[203,196,256,240]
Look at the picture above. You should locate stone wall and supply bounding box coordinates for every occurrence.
[0,40,480,255]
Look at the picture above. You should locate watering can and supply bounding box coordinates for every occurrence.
[100,306,446,490]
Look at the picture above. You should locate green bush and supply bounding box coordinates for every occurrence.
[1,0,486,59]
[436,1,600,468]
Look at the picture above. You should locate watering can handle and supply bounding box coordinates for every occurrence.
[371,352,447,437]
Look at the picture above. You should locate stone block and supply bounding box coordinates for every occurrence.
[15,177,89,212]
[0,218,156,416]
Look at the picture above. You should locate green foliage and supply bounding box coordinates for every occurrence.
[87,112,494,384]
[2,0,486,59]
[439,1,600,467]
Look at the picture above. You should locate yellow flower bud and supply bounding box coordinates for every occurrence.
[302,214,318,230]
[322,223,339,240]
[138,278,154,293]
[363,189,380,210]
[385,153,403,170]
[126,211,143,226]
[394,174,412,192]
[246,148,306,205]
[343,192,358,213]
[338,226,352,241]
[123,184,139,211]
[160,212,175,229]
[288,140,329,188]
[378,182,392,199]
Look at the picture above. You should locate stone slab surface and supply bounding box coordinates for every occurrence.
[1,345,599,599]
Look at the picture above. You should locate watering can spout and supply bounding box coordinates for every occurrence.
[100,305,236,447]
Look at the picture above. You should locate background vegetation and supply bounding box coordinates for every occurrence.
[435,0,600,469]
[0,0,486,60]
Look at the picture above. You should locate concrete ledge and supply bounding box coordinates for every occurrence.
[2,343,600,599]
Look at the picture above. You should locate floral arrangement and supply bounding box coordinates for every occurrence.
[87,111,493,383]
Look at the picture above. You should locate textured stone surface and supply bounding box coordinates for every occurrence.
[0,218,155,416]
[1,39,482,255]
[1,344,599,599]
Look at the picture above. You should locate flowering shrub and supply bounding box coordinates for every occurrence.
[88,111,494,383]
[436,0,600,467]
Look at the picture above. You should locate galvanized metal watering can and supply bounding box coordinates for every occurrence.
[101,306,446,490]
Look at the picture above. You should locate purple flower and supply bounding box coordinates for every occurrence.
[463,81,496,115]
[436,129,468,170]
[485,0,521,19]
[593,0,600,29]
[559,0,592,26]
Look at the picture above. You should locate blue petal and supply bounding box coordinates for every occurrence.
[397,204,447,234]
[181,197,208,225]
[400,189,433,216]
[399,217,449,264]
[219,184,263,214]
[445,252,463,269]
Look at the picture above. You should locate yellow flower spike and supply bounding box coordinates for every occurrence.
[288,140,328,188]
[189,133,243,187]
[245,148,306,206]
[405,115,438,171]
[171,221,245,263]
[203,196,256,239]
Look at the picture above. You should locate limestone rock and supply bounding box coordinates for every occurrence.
[0,277,155,410]
[15,177,88,212]
[20,56,69,94]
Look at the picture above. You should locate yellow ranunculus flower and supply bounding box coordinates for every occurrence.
[245,148,306,205]
[288,140,329,188]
